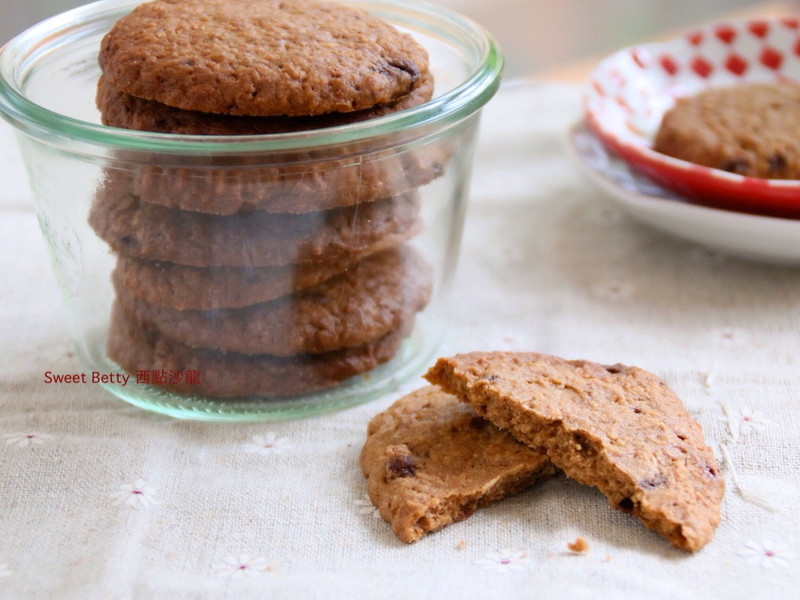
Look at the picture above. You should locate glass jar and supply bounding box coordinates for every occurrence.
[0,0,502,420]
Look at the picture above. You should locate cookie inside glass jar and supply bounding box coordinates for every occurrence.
[90,0,447,398]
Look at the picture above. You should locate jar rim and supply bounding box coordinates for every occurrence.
[0,0,503,154]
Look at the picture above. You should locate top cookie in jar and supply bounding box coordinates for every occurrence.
[98,0,429,117]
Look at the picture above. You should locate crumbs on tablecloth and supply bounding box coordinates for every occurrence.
[567,536,589,554]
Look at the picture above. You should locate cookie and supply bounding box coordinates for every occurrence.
[97,68,446,216]
[112,244,398,311]
[89,175,421,267]
[98,0,429,117]
[653,82,800,179]
[359,386,556,543]
[114,246,432,356]
[425,352,725,553]
[108,301,413,398]
[126,136,449,215]
[130,147,447,216]
[96,72,435,135]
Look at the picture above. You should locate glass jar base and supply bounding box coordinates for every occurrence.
[86,325,438,422]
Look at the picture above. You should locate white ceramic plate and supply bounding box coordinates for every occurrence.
[584,17,800,218]
[569,121,800,264]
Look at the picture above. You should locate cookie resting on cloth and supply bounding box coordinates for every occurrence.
[425,351,725,552]
[360,386,555,543]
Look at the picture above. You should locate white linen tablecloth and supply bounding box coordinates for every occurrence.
[1,80,799,599]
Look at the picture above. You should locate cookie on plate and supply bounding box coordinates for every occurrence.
[114,245,433,355]
[98,0,429,117]
[360,386,556,543]
[425,351,725,552]
[653,81,800,179]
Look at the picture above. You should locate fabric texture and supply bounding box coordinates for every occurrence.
[1,81,798,599]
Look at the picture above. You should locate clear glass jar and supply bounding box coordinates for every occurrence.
[0,0,502,421]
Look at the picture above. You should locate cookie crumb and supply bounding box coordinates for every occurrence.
[456,539,467,551]
[567,536,589,554]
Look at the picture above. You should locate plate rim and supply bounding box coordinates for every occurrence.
[583,16,800,218]
[568,120,800,264]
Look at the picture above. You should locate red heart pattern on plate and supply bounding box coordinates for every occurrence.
[584,18,800,218]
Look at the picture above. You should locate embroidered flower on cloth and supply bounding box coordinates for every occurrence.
[474,549,529,572]
[737,540,795,569]
[720,404,770,441]
[355,494,380,519]
[710,326,751,348]
[213,554,272,578]
[590,280,636,301]
[110,479,159,509]
[243,432,291,456]
[3,432,53,448]
[733,406,769,436]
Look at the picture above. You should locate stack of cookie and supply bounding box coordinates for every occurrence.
[88,0,449,397]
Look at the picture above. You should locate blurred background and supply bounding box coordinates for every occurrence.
[2,0,793,79]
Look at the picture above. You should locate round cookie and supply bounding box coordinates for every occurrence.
[96,72,435,135]
[129,139,449,214]
[98,0,429,117]
[108,301,414,398]
[112,242,401,311]
[653,82,800,179]
[114,245,433,356]
[89,175,422,267]
[359,386,556,543]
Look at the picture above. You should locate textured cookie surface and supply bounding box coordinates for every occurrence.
[653,82,800,179]
[98,0,429,117]
[97,72,434,135]
[425,351,725,553]
[112,247,391,311]
[108,302,412,397]
[114,246,432,355]
[129,142,447,215]
[89,176,421,267]
[359,386,555,543]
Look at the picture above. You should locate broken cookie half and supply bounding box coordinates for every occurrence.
[359,385,556,543]
[425,351,725,553]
